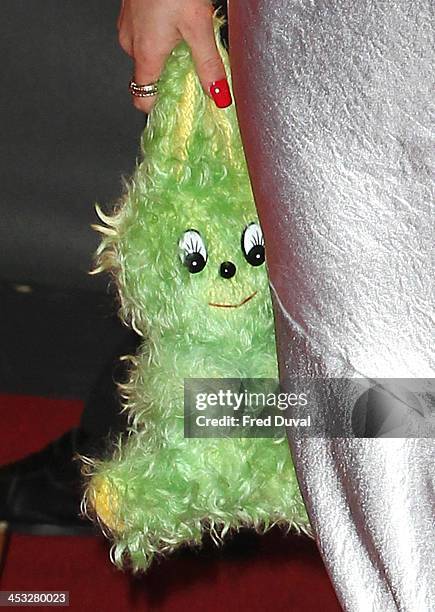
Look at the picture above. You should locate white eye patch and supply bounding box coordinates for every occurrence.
[179,229,207,261]
[241,223,265,267]
[179,229,208,274]
[242,223,264,255]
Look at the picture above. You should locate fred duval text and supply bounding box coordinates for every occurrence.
[195,415,311,428]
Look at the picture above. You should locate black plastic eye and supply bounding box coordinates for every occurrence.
[241,223,265,267]
[245,244,265,266]
[220,261,237,279]
[179,229,207,274]
[185,252,207,274]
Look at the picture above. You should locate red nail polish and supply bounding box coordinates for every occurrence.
[209,78,232,108]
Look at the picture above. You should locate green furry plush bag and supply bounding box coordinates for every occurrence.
[84,26,309,572]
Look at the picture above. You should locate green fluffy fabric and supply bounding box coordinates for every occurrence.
[84,26,309,572]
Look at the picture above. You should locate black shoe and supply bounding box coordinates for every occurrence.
[0,329,137,537]
[0,428,96,536]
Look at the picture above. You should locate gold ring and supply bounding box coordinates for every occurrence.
[128,79,159,98]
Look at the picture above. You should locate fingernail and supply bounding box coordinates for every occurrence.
[209,78,232,108]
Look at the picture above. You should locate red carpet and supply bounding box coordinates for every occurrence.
[0,394,341,612]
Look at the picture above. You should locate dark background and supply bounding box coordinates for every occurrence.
[1,0,144,291]
[0,1,145,400]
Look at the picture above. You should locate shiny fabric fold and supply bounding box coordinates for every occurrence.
[229,1,435,610]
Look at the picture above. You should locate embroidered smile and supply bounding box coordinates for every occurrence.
[208,291,257,309]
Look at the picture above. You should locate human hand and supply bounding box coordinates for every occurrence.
[118,0,231,113]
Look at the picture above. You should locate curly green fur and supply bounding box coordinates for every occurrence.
[84,21,309,572]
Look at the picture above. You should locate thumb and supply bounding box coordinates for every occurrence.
[180,12,232,109]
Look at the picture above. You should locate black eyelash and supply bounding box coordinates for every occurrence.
[182,229,204,255]
[250,229,263,247]
[186,236,200,253]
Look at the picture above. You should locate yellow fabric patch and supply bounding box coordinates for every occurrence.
[91,476,124,532]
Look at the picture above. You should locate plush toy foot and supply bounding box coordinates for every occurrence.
[87,475,123,533]
[84,434,310,572]
[0,429,96,536]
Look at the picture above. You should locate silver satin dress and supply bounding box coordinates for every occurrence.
[229,1,434,610]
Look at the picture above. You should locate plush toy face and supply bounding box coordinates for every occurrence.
[118,182,271,339]
[178,208,265,309]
